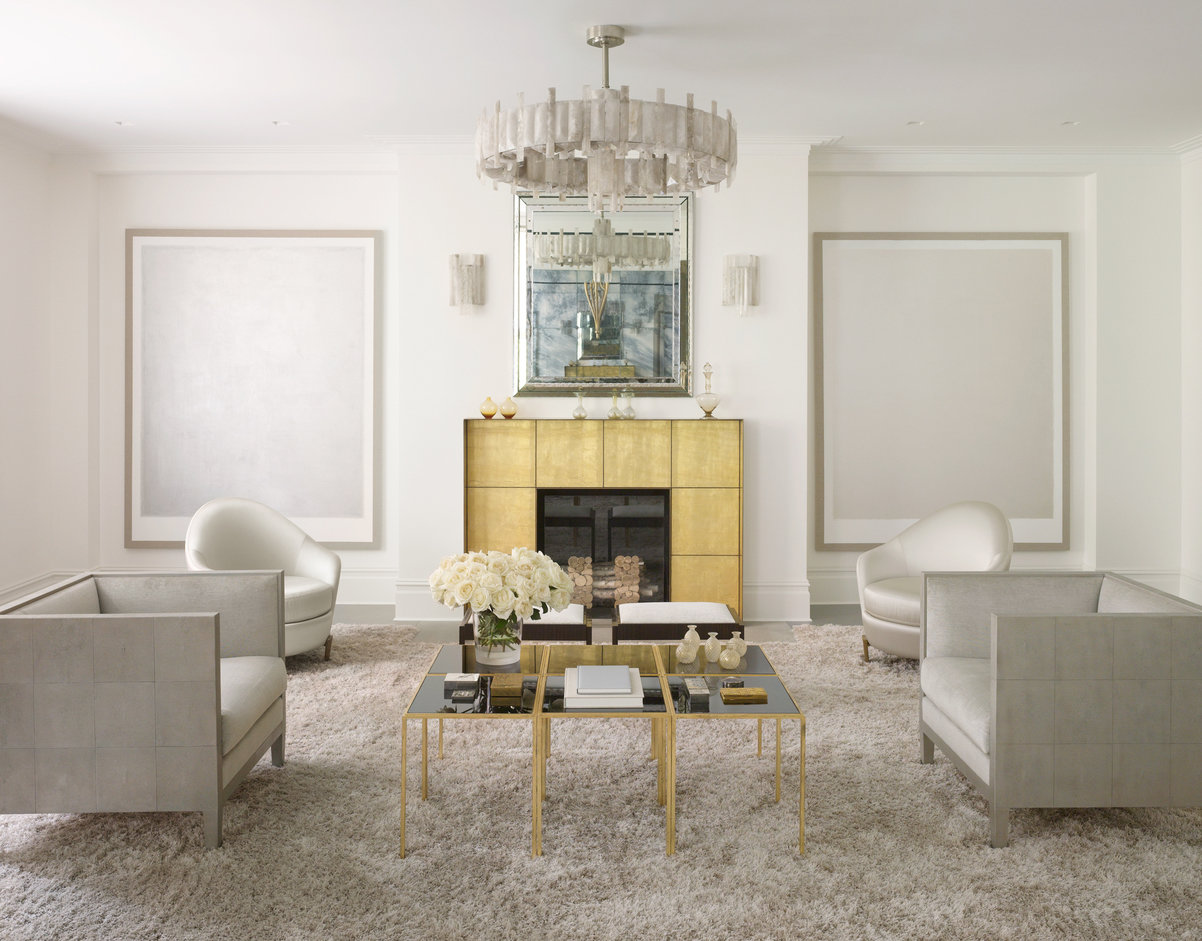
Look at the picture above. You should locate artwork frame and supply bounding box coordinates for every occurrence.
[814,232,1069,551]
[513,194,693,396]
[125,229,381,548]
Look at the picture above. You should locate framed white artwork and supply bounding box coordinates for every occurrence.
[125,229,380,547]
[813,232,1069,551]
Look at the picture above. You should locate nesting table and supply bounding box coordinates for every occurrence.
[399,643,805,858]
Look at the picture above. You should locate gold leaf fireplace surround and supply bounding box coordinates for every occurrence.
[464,419,743,618]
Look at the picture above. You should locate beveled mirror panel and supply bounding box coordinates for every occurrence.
[514,194,693,396]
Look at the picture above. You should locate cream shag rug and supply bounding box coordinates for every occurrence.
[2,624,1200,941]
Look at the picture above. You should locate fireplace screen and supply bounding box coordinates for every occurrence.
[537,489,669,614]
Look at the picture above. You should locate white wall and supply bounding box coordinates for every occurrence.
[84,157,404,606]
[8,141,1190,617]
[394,148,813,621]
[1181,149,1202,601]
[807,154,1184,601]
[25,145,812,622]
[0,135,55,599]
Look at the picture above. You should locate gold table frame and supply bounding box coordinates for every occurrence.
[399,644,805,858]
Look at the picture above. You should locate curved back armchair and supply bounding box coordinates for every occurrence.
[856,501,1012,660]
[186,498,341,659]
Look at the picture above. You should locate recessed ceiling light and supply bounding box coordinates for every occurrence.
[271,120,291,127]
[1061,120,1080,127]
[114,120,133,127]
[906,120,925,127]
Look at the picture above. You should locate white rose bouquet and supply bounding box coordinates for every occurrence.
[429,547,573,652]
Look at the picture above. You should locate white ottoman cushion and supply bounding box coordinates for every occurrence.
[533,603,586,625]
[617,601,735,623]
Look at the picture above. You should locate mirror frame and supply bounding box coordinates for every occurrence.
[513,194,694,396]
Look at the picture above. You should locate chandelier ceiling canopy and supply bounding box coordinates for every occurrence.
[476,25,737,213]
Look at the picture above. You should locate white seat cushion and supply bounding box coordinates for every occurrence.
[284,575,334,623]
[221,656,287,755]
[862,576,922,627]
[616,601,735,623]
[920,657,992,755]
[534,603,586,625]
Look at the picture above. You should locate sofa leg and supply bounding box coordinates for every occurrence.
[203,804,223,850]
[920,732,935,764]
[271,733,285,767]
[989,805,1010,848]
[323,634,333,661]
[861,635,870,662]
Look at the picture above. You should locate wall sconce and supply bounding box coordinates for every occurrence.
[722,254,759,316]
[450,254,485,312]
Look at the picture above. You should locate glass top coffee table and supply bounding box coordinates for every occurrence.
[399,643,805,858]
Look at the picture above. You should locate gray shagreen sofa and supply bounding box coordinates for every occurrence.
[919,571,1202,846]
[0,570,287,848]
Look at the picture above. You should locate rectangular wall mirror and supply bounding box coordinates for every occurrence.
[514,194,693,396]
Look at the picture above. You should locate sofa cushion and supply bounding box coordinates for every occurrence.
[284,575,334,623]
[221,656,287,755]
[616,601,735,623]
[862,576,922,627]
[920,656,992,755]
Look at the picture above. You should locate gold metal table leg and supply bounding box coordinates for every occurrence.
[532,716,542,857]
[799,719,806,854]
[421,718,429,800]
[539,718,548,803]
[666,717,676,856]
[656,718,665,806]
[399,717,408,858]
[775,718,782,803]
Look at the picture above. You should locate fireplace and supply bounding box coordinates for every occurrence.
[538,489,669,615]
[463,419,743,618]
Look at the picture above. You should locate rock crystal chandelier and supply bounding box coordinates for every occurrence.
[475,24,738,212]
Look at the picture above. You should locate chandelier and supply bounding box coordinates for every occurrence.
[476,25,737,212]
[532,214,674,336]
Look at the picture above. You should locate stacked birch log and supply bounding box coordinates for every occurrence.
[567,555,644,606]
[567,556,593,606]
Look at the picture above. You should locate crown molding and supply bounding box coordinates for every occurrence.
[1175,134,1202,162]
[810,145,1184,175]
[61,147,403,174]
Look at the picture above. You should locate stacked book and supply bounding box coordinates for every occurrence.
[564,664,645,709]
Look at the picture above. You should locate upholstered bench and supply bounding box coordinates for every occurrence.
[459,603,592,644]
[611,601,740,643]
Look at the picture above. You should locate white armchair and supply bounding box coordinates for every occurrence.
[919,571,1202,846]
[186,497,341,659]
[0,571,286,849]
[856,501,1012,660]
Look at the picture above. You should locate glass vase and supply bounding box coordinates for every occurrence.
[473,610,523,668]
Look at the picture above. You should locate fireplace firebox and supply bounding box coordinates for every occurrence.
[538,489,669,615]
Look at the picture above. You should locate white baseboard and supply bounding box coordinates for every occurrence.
[743,581,810,623]
[0,570,80,606]
[1179,571,1202,604]
[807,570,860,606]
[1113,569,1185,595]
[395,579,462,622]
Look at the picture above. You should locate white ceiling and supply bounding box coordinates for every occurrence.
[3,0,1201,154]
